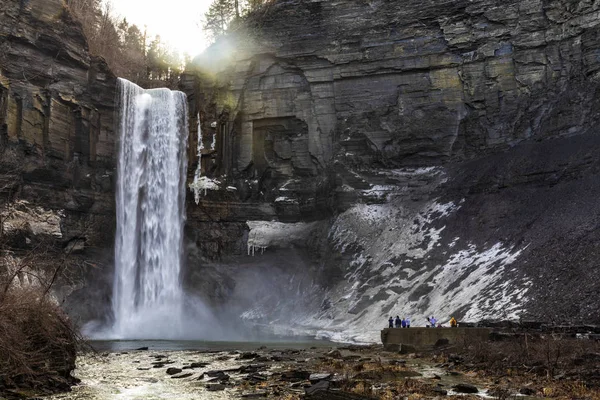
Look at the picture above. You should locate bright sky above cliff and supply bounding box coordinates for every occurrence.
[110,0,211,57]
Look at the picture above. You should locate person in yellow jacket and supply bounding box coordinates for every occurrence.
[450,317,458,327]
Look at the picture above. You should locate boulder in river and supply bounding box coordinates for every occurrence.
[166,367,182,375]
[453,383,478,393]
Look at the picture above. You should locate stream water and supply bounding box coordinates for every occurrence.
[42,340,531,400]
[45,340,333,400]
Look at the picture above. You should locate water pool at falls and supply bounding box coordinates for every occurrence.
[111,78,189,339]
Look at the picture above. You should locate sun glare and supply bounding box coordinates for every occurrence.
[109,0,212,57]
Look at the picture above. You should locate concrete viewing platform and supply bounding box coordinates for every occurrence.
[381,327,492,350]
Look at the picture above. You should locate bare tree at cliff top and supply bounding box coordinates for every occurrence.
[66,0,183,87]
[202,0,271,41]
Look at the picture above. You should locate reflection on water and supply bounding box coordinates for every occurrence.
[89,338,334,352]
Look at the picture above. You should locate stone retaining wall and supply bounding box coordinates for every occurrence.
[381,327,492,349]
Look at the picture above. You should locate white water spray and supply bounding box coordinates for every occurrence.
[111,78,189,339]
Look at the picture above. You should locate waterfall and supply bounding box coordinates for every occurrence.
[112,78,189,339]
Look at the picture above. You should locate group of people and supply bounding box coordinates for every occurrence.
[388,316,411,328]
[386,315,458,328]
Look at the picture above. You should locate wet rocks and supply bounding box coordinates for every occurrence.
[309,373,332,383]
[238,352,260,360]
[182,362,210,369]
[206,383,226,391]
[166,367,182,375]
[241,390,268,398]
[244,373,267,383]
[152,361,174,368]
[433,386,448,395]
[305,389,377,399]
[305,380,330,395]
[326,350,342,358]
[519,387,537,395]
[452,383,479,393]
[239,364,267,374]
[205,370,228,377]
[171,373,193,379]
[353,369,421,380]
[280,370,311,382]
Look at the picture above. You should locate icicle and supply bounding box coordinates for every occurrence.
[190,113,204,204]
[211,131,216,151]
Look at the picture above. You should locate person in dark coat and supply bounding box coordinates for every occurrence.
[394,316,401,328]
[388,316,394,328]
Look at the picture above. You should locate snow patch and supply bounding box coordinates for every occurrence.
[188,177,220,199]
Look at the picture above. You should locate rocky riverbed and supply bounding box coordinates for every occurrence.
[41,338,600,400]
[43,345,479,400]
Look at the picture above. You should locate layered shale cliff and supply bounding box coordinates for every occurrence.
[0,0,117,321]
[1,0,599,342]
[183,0,600,341]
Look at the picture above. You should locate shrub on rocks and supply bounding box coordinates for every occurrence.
[0,287,78,396]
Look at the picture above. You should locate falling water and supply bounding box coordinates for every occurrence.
[112,78,189,339]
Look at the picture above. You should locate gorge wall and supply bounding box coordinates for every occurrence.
[183,0,600,341]
[0,0,117,323]
[2,0,600,342]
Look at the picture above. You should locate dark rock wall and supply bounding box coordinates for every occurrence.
[0,0,117,320]
[185,0,600,217]
[2,0,599,336]
[182,0,600,337]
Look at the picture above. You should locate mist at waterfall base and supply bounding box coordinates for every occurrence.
[85,78,229,341]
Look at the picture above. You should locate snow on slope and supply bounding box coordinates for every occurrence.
[240,168,529,343]
[304,200,528,342]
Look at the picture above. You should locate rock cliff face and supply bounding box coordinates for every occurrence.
[2,0,600,342]
[183,0,600,341]
[0,0,117,321]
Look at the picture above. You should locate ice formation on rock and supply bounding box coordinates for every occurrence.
[190,113,204,204]
[246,221,320,256]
